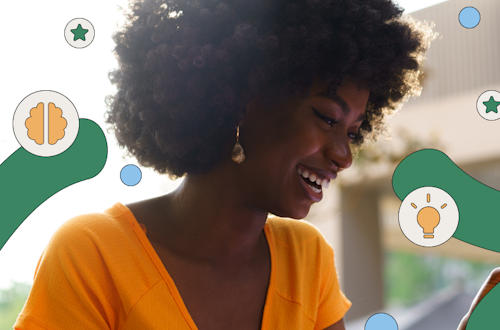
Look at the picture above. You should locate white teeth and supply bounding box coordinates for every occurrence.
[310,185,321,193]
[298,167,331,190]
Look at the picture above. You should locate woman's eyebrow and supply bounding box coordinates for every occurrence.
[314,91,366,122]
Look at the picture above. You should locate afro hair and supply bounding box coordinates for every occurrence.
[105,0,438,179]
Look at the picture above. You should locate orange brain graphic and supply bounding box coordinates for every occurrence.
[48,103,67,145]
[24,102,67,145]
[25,103,44,145]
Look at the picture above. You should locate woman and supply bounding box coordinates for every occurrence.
[14,0,437,329]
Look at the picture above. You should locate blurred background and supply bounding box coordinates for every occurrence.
[315,0,500,328]
[1,0,499,329]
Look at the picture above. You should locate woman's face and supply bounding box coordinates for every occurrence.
[236,75,370,219]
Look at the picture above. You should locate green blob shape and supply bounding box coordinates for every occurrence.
[467,284,500,328]
[0,119,107,250]
[71,24,88,41]
[392,149,500,252]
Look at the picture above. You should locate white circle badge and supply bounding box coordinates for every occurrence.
[13,90,79,157]
[64,18,95,49]
[398,186,459,247]
[477,90,500,121]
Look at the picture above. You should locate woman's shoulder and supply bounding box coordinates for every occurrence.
[51,204,131,243]
[35,203,158,288]
[44,203,144,264]
[18,204,159,330]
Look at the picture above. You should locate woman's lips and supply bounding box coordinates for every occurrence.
[297,169,322,202]
[296,164,331,189]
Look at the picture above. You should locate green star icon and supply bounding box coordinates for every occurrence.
[483,96,500,113]
[71,24,89,41]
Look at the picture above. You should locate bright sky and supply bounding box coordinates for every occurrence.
[0,0,449,290]
[396,0,450,13]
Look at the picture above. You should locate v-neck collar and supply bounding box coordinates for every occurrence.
[116,202,276,330]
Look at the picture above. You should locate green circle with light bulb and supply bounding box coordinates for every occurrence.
[398,186,459,247]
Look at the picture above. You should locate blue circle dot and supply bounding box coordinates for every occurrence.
[459,7,480,29]
[120,165,142,186]
[365,313,398,330]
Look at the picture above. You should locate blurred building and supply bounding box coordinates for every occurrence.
[304,0,500,328]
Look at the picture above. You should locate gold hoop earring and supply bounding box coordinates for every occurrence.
[231,126,245,164]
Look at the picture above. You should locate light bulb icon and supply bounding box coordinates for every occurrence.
[412,193,446,238]
[417,207,440,238]
[399,187,459,248]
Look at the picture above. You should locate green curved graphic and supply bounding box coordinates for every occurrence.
[0,119,107,250]
[467,284,500,329]
[393,149,500,328]
[393,149,500,252]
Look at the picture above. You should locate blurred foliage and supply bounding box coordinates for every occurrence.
[0,282,31,330]
[384,250,499,307]
[385,251,437,306]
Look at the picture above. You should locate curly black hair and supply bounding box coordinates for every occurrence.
[105,0,438,179]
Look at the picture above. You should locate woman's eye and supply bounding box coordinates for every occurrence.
[348,132,359,140]
[312,107,338,126]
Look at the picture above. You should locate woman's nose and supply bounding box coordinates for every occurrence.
[325,136,353,172]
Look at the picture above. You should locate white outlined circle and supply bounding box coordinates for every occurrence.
[477,90,500,121]
[13,90,79,157]
[399,187,459,247]
[64,18,95,49]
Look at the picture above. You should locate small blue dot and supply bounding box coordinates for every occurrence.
[365,313,398,330]
[120,165,142,186]
[459,7,480,29]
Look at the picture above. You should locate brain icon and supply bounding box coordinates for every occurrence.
[24,102,67,146]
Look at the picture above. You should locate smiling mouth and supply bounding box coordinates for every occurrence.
[300,175,322,192]
[297,171,322,202]
[296,173,322,204]
[296,164,330,191]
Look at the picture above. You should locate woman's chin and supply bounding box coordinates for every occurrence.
[271,205,312,220]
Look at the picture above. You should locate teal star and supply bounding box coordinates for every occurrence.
[483,96,500,113]
[71,24,89,41]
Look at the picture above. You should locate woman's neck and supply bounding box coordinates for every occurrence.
[158,161,269,269]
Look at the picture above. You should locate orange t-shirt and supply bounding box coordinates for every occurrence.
[14,203,351,330]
